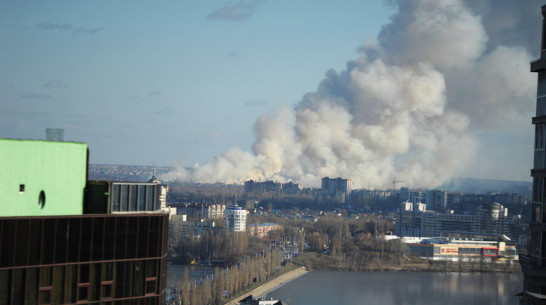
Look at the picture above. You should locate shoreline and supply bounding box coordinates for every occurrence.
[223,266,309,305]
[296,253,522,273]
[304,261,522,273]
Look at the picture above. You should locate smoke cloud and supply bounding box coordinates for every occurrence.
[164,0,540,188]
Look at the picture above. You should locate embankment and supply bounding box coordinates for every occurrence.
[297,253,522,273]
[223,266,309,305]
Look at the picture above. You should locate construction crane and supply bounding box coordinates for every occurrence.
[392,177,404,192]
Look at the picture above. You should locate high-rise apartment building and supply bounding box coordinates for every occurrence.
[321,177,352,201]
[281,181,303,194]
[521,5,546,303]
[244,180,282,193]
[425,190,447,212]
[224,206,247,232]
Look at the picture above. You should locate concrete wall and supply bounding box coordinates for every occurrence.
[0,139,88,216]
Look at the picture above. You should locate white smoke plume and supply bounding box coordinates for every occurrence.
[163,0,539,188]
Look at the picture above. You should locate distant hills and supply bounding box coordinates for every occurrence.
[88,164,172,182]
[440,177,532,195]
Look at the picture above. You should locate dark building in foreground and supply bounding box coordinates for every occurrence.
[0,214,167,304]
[0,139,168,305]
[521,5,546,304]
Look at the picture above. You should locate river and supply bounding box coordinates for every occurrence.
[167,264,215,286]
[265,271,522,305]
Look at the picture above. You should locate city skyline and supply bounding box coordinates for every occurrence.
[1,1,543,187]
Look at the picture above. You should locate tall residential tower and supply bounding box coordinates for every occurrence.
[521,5,546,304]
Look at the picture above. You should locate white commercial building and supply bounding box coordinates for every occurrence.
[224,205,247,232]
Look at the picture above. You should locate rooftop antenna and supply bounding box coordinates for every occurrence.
[148,162,159,183]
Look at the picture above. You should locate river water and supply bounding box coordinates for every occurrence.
[265,271,522,305]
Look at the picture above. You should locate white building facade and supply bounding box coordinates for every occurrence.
[224,205,247,232]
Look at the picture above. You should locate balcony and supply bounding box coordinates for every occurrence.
[532,57,546,72]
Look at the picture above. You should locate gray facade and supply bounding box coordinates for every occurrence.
[85,181,166,214]
[111,182,163,212]
[425,190,447,212]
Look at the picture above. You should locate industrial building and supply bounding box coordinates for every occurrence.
[520,5,546,304]
[0,138,168,304]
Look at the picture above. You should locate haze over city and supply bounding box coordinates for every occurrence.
[0,0,542,187]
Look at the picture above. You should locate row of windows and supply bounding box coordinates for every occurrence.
[536,124,546,151]
[531,177,546,225]
[0,260,163,305]
[458,247,482,254]
[533,177,546,203]
[0,215,167,267]
[483,249,498,256]
[111,184,161,212]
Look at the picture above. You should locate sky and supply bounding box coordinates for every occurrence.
[0,1,542,186]
[0,1,392,162]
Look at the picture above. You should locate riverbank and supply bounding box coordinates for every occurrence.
[297,252,522,273]
[223,266,309,305]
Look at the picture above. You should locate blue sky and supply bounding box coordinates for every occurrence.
[0,1,394,165]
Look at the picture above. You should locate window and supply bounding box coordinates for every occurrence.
[137,186,146,211]
[112,184,121,212]
[77,283,89,303]
[537,125,545,150]
[38,287,52,305]
[120,185,128,211]
[38,191,46,209]
[77,265,90,302]
[145,278,157,295]
[101,281,113,299]
[129,185,138,211]
[484,249,498,256]
[38,267,53,305]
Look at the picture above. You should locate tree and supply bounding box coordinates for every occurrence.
[181,269,190,305]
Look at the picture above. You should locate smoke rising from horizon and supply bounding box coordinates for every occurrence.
[163,0,539,188]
